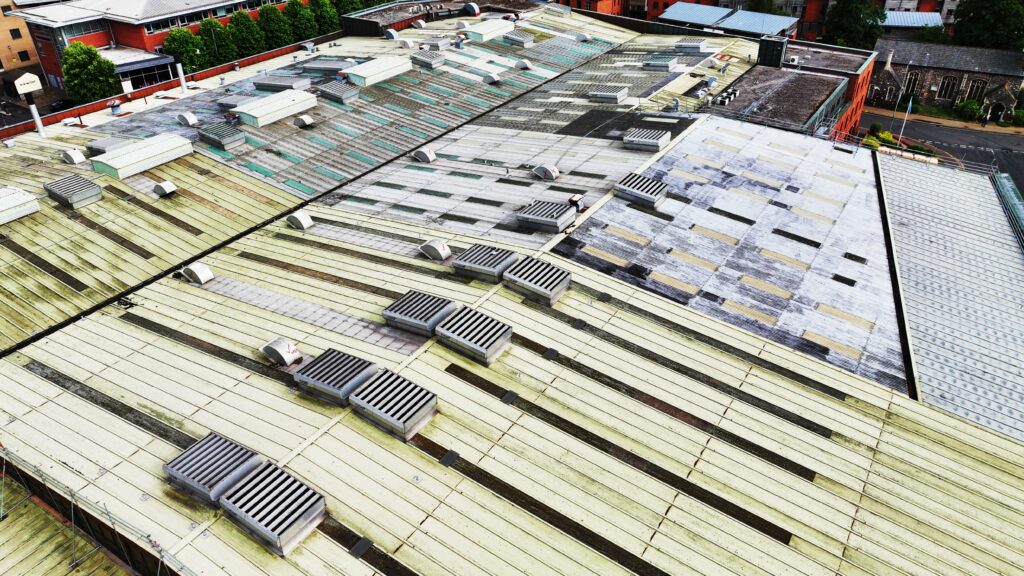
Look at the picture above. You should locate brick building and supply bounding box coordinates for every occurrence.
[0,0,39,72]
[12,0,296,90]
[871,38,1024,122]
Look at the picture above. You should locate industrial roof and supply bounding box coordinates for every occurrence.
[882,10,945,28]
[719,66,848,126]
[658,2,733,26]
[12,0,265,25]
[874,38,1024,77]
[716,10,799,35]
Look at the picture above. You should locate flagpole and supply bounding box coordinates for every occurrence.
[898,95,912,148]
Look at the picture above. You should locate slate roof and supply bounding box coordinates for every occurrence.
[875,38,1024,77]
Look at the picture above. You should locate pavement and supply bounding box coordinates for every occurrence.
[862,111,1024,192]
[864,105,1024,135]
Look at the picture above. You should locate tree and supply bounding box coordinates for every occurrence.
[914,25,948,44]
[823,0,884,49]
[259,5,294,49]
[334,0,363,16]
[198,18,237,65]
[955,99,981,120]
[744,0,785,15]
[284,0,319,41]
[310,0,340,35]
[953,0,1024,51]
[228,11,266,58]
[162,28,206,73]
[61,42,121,104]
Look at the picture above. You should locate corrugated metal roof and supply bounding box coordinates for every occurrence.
[883,10,944,28]
[658,2,732,26]
[717,9,799,35]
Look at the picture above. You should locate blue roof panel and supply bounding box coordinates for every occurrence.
[883,11,944,28]
[658,2,733,26]
[717,10,799,35]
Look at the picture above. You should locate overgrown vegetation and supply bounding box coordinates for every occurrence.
[955,99,982,120]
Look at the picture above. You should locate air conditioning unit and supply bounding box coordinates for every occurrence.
[286,211,314,230]
[60,149,86,164]
[412,147,437,163]
[418,239,451,260]
[788,56,799,65]
[412,19,426,28]
[532,163,559,181]
[182,262,215,285]
[293,114,315,128]
[261,337,301,367]
[153,180,177,197]
[177,112,199,127]
[384,28,399,40]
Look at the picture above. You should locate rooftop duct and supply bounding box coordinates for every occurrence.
[90,133,193,180]
[465,19,513,42]
[233,90,317,128]
[622,128,671,151]
[382,290,460,336]
[164,433,262,504]
[293,348,377,405]
[350,370,437,440]
[60,149,86,164]
[453,244,519,282]
[286,211,314,230]
[411,147,437,163]
[418,239,450,260]
[503,256,571,305]
[412,50,445,69]
[515,200,577,233]
[532,164,560,181]
[153,181,177,197]
[588,85,628,104]
[0,186,40,225]
[182,262,215,285]
[261,337,301,367]
[86,137,132,155]
[198,123,245,150]
[615,172,667,209]
[252,76,312,92]
[177,111,199,127]
[44,174,101,209]
[318,81,360,105]
[343,57,412,87]
[219,462,326,556]
[436,306,512,365]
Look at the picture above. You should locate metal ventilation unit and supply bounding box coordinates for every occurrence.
[318,81,360,105]
[411,50,445,69]
[452,244,519,282]
[420,36,451,50]
[0,186,40,226]
[199,123,245,150]
[60,149,86,164]
[384,28,399,40]
[503,30,535,47]
[643,55,678,72]
[232,90,317,128]
[86,137,132,155]
[411,147,436,163]
[261,337,301,366]
[436,307,512,365]
[532,164,559,181]
[163,433,263,504]
[418,239,450,260]
[44,174,101,209]
[177,112,199,127]
[675,40,707,54]
[483,72,500,84]
[615,172,667,209]
[622,128,671,152]
[382,290,460,336]
[503,256,571,305]
[301,58,359,74]
[293,115,315,128]
[90,133,193,180]
[398,38,416,49]
[217,94,257,110]
[588,85,628,104]
[286,211,314,230]
[349,370,437,440]
[252,76,312,92]
[182,262,215,285]
[293,348,377,405]
[515,201,577,233]
[153,181,177,197]
[515,59,533,70]
[219,462,326,556]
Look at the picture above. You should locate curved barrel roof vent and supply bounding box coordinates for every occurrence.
[384,28,399,40]
[182,262,215,285]
[177,112,199,127]
[286,211,314,230]
[153,181,177,197]
[293,114,315,128]
[412,147,437,163]
[503,256,571,305]
[294,348,377,405]
[399,38,416,49]
[574,32,592,42]
[483,72,501,84]
[532,163,559,181]
[60,149,86,164]
[382,290,460,336]
[436,306,513,365]
[453,244,519,282]
[261,338,301,367]
[456,21,470,30]
[412,19,426,28]
[418,238,450,260]
[350,370,437,440]
[515,59,533,70]
[163,433,262,504]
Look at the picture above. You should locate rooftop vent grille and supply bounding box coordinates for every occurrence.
[643,55,678,70]
[252,76,312,92]
[615,172,667,208]
[44,174,101,209]
[199,123,246,150]
[382,290,460,336]
[86,137,132,155]
[622,128,671,151]
[350,370,437,440]
[411,50,446,69]
[452,244,519,282]
[319,81,360,104]
[515,200,577,233]
[219,462,326,556]
[503,30,535,47]
[503,256,571,305]
[294,348,377,405]
[436,307,513,365]
[588,85,628,104]
[164,433,262,504]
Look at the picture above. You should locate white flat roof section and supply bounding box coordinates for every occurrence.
[232,89,318,128]
[90,133,193,179]
[343,56,413,87]
[465,18,516,42]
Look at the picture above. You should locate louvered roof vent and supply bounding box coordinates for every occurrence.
[588,85,628,104]
[60,149,86,164]
[622,128,671,151]
[615,172,667,208]
[199,123,245,150]
[219,462,326,556]
[452,244,519,282]
[44,174,101,209]
[382,290,460,336]
[294,348,377,405]
[318,81,360,105]
[86,137,132,155]
[350,370,437,440]
[411,50,445,69]
[436,307,512,365]
[643,55,678,71]
[252,76,312,92]
[515,200,577,233]
[503,256,571,305]
[164,432,262,504]
[503,30,535,47]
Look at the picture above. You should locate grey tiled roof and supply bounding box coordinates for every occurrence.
[875,38,1024,77]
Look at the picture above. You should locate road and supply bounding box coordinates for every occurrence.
[862,112,1024,191]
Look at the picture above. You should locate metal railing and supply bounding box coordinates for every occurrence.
[994,173,1024,252]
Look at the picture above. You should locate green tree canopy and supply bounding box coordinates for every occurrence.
[61,42,121,104]
[954,0,1024,51]
[284,0,319,40]
[744,0,785,16]
[914,25,949,43]
[310,0,340,35]
[334,0,363,16]
[162,28,206,72]
[823,0,884,49]
[228,11,266,57]
[197,18,237,65]
[259,5,294,49]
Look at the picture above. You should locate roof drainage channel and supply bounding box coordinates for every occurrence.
[22,359,418,576]
[443,363,796,544]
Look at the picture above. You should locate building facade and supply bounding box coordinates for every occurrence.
[0,1,38,72]
[871,38,1024,122]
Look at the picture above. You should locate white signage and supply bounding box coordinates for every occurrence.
[15,73,42,95]
[121,79,134,95]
